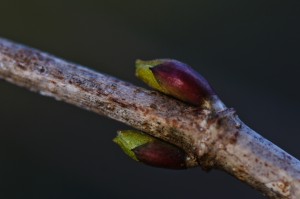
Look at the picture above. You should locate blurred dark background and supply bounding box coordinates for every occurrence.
[0,0,299,198]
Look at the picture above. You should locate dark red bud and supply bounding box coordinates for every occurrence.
[151,60,215,106]
[133,140,187,169]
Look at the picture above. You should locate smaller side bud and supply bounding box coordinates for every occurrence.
[113,130,187,169]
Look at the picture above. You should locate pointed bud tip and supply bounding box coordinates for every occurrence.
[135,59,171,93]
[113,130,154,161]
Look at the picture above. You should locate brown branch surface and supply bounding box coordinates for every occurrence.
[0,38,299,199]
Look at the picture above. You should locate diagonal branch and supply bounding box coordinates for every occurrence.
[0,37,299,199]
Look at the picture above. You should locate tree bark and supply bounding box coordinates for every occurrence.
[0,37,299,199]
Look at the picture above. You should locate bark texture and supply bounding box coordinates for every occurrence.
[0,38,299,198]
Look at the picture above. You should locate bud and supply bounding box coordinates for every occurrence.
[135,59,216,107]
[113,130,187,169]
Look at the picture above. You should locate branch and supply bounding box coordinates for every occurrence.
[0,37,299,199]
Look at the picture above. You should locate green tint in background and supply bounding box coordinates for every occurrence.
[0,0,299,198]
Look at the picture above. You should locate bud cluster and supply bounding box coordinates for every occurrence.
[114,59,221,169]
